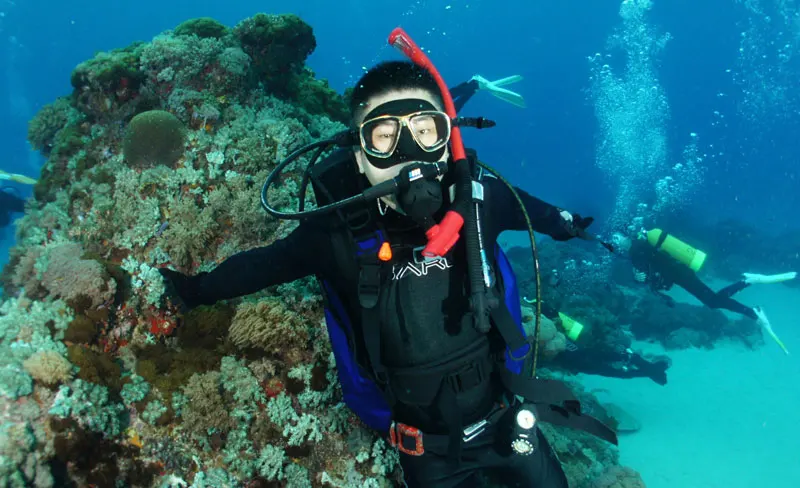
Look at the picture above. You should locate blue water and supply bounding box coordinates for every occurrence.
[3,0,797,238]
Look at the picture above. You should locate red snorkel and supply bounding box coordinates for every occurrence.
[388,27,467,258]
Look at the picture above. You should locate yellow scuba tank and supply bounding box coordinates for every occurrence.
[645,228,707,272]
[557,312,585,342]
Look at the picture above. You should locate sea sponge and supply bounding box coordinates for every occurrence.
[38,242,117,309]
[122,110,186,168]
[521,306,567,359]
[23,350,74,386]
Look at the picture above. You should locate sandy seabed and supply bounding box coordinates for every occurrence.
[580,278,800,488]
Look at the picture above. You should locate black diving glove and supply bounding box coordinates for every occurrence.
[159,268,204,311]
[552,210,595,241]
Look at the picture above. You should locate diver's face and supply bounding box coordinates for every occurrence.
[353,88,449,201]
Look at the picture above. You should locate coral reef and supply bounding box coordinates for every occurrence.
[7,12,643,488]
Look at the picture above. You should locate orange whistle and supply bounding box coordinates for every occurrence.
[378,241,393,262]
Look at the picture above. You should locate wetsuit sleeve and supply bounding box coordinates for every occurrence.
[0,191,25,213]
[450,79,480,113]
[168,222,327,307]
[486,177,573,239]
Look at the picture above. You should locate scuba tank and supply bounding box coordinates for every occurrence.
[646,228,707,272]
[557,312,585,342]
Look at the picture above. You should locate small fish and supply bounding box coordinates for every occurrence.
[155,221,169,237]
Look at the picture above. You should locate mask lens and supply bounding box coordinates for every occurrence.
[360,111,451,160]
[409,111,450,151]
[361,117,400,157]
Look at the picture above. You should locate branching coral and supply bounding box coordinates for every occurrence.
[159,193,221,268]
[228,298,310,362]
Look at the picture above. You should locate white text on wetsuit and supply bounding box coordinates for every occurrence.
[391,257,453,280]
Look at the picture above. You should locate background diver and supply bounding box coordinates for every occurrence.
[161,58,614,488]
[617,228,796,354]
[0,169,36,228]
[0,186,28,228]
[527,298,672,385]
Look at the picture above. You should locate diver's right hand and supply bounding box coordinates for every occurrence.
[159,268,200,312]
[633,271,647,283]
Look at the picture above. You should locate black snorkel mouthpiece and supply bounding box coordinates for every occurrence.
[394,162,447,229]
[261,130,448,221]
[362,161,446,201]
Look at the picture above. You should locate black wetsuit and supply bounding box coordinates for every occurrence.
[0,189,26,227]
[166,170,580,488]
[628,238,756,320]
[537,302,669,385]
[549,344,669,385]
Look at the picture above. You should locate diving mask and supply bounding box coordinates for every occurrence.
[359,99,451,169]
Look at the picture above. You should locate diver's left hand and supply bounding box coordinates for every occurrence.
[554,210,595,240]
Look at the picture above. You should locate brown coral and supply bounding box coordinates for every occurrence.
[23,350,74,386]
[180,371,237,436]
[228,298,310,363]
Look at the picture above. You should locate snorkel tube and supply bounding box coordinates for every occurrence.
[389,28,501,339]
[388,28,469,259]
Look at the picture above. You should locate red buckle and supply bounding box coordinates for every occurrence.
[389,421,424,456]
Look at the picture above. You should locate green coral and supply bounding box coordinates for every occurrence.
[0,298,71,399]
[121,257,166,305]
[174,17,229,39]
[122,110,187,168]
[139,33,225,91]
[0,421,54,488]
[27,97,85,153]
[70,44,145,91]
[233,13,316,90]
[255,444,286,480]
[288,71,349,123]
[142,399,168,425]
[190,468,239,488]
[121,374,150,405]
[285,463,312,487]
[0,364,32,399]
[49,379,126,437]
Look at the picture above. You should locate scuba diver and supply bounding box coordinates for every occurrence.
[0,170,36,227]
[617,228,795,355]
[0,186,27,228]
[551,344,670,385]
[530,300,671,385]
[161,30,617,488]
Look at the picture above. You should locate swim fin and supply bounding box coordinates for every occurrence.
[753,306,789,355]
[470,74,526,108]
[0,170,37,185]
[743,272,797,285]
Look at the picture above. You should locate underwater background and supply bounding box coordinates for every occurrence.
[0,0,798,487]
